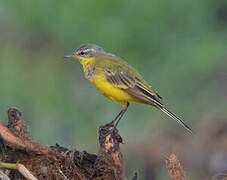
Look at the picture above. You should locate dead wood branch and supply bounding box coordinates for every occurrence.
[16,163,38,180]
[91,124,124,180]
[165,154,186,180]
[0,107,128,179]
[0,162,38,180]
[0,107,52,155]
[0,107,190,179]
[0,169,11,180]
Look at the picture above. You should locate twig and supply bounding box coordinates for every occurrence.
[0,169,11,180]
[0,107,52,155]
[165,154,186,180]
[0,162,38,180]
[58,168,68,180]
[7,107,31,141]
[0,122,52,155]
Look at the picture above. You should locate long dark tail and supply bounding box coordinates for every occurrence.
[159,106,193,134]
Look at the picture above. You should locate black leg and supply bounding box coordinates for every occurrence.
[114,102,129,128]
[110,109,125,125]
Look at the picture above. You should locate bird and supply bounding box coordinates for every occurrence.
[64,44,193,133]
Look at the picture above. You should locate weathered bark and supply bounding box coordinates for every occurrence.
[0,107,189,180]
[165,154,186,180]
[0,107,130,180]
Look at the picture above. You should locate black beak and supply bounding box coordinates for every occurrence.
[64,53,75,58]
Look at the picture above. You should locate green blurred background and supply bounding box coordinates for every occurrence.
[1,0,227,179]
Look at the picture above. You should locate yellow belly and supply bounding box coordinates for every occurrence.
[91,76,135,103]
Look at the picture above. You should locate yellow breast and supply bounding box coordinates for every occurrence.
[91,75,135,103]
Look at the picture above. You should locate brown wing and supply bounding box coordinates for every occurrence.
[102,61,193,133]
[105,68,163,107]
[105,68,193,133]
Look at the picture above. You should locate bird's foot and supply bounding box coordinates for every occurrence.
[99,122,122,144]
[104,121,118,136]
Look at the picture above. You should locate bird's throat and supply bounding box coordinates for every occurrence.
[79,57,96,70]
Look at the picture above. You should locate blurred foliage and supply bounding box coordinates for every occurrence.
[0,0,227,179]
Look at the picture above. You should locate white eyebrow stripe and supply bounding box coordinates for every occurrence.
[82,49,91,53]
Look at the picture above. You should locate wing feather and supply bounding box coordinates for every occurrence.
[105,68,162,106]
[103,63,192,134]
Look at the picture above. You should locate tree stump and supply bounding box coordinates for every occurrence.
[0,107,133,180]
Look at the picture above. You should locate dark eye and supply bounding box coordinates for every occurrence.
[79,51,85,56]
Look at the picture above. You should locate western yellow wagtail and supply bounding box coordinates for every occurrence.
[64,44,193,133]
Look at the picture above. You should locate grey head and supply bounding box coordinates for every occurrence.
[64,44,117,59]
[75,44,106,58]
